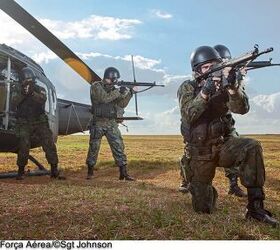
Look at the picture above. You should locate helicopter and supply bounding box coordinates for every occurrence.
[0,0,163,178]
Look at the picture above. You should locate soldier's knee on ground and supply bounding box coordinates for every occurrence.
[190,182,218,214]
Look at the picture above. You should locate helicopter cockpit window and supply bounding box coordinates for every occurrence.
[36,80,50,113]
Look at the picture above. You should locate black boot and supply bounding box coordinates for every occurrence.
[178,180,190,193]
[50,164,66,180]
[246,188,279,228]
[86,165,94,180]
[16,166,25,180]
[228,174,247,197]
[119,165,135,181]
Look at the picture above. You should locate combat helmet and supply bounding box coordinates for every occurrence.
[190,46,221,71]
[103,67,120,82]
[20,66,36,82]
[214,44,232,60]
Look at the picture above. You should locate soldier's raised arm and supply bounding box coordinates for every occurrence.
[31,85,47,105]
[91,82,121,104]
[227,80,250,115]
[178,81,208,124]
[12,85,25,107]
[115,88,133,108]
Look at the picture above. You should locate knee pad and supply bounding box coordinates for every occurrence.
[190,182,218,214]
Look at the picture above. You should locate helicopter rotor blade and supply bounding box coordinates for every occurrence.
[0,0,101,84]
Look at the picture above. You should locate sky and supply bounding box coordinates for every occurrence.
[1,0,280,134]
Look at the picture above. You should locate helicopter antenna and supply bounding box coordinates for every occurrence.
[131,55,139,116]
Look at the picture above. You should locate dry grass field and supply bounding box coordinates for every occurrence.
[0,135,279,240]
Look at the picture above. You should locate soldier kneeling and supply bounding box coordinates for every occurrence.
[177,46,278,227]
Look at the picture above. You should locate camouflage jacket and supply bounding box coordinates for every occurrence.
[90,80,132,125]
[177,78,249,144]
[12,83,47,123]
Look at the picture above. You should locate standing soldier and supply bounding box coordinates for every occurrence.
[86,67,135,181]
[13,67,65,180]
[177,46,278,227]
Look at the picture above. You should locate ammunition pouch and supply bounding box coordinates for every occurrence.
[189,145,213,161]
[91,103,117,119]
[208,118,225,140]
[190,123,208,145]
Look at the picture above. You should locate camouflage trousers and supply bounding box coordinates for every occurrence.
[15,119,58,167]
[86,121,127,167]
[188,136,265,213]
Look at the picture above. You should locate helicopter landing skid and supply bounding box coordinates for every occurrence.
[0,155,50,179]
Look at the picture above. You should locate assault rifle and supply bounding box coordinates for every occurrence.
[196,45,274,81]
[244,59,280,71]
[114,55,164,117]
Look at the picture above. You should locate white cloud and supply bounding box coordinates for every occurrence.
[0,11,142,46]
[40,15,142,40]
[32,51,58,64]
[0,12,30,45]
[151,9,173,19]
[76,52,162,71]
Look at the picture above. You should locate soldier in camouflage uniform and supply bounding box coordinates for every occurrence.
[86,67,134,181]
[179,45,246,198]
[13,67,65,180]
[177,46,278,227]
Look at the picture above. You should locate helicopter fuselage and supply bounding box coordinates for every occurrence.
[0,44,92,153]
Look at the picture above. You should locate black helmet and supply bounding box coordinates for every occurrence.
[103,67,120,81]
[190,46,221,71]
[214,44,231,59]
[20,66,36,82]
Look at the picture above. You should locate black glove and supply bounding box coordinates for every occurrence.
[201,78,216,96]
[119,86,127,94]
[222,68,236,88]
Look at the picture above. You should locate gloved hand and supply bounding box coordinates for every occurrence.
[222,67,237,88]
[119,86,128,94]
[201,78,216,96]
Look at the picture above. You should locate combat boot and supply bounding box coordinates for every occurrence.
[246,187,279,228]
[50,164,66,180]
[228,174,247,197]
[119,165,135,181]
[16,166,25,180]
[178,180,190,193]
[86,165,94,180]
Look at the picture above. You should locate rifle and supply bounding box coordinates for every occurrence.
[244,59,280,71]
[115,80,164,93]
[111,55,164,119]
[196,45,274,81]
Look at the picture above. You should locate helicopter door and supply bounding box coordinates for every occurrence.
[0,57,19,130]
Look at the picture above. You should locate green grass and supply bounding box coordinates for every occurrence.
[0,135,279,239]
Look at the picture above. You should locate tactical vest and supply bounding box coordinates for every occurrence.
[90,83,117,119]
[91,103,117,119]
[16,95,45,120]
[181,80,235,147]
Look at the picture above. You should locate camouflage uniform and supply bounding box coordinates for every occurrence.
[177,79,265,213]
[13,83,59,177]
[86,80,132,177]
